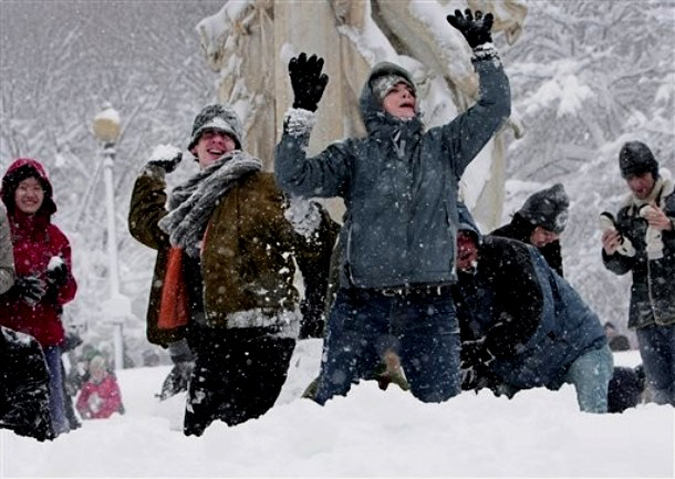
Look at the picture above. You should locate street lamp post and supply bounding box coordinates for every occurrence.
[93,103,125,371]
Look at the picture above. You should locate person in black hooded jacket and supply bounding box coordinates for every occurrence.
[455,202,613,412]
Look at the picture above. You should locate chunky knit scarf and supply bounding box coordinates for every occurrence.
[158,151,262,257]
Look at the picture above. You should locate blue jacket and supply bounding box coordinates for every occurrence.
[275,59,510,289]
[456,234,606,390]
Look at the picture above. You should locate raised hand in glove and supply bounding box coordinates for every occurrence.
[446,9,494,49]
[13,275,47,306]
[289,53,329,112]
[147,144,183,173]
[460,338,494,370]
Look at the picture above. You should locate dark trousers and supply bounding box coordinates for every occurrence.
[314,288,461,405]
[184,327,295,436]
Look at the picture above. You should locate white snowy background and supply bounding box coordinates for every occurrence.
[0,0,674,477]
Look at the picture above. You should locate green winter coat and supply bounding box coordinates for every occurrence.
[128,167,338,347]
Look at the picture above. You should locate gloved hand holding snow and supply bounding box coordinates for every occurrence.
[147,145,183,173]
[599,212,636,257]
[284,196,321,238]
[639,205,664,260]
[46,256,68,287]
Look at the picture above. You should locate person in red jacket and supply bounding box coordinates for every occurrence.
[0,158,78,436]
[76,355,124,419]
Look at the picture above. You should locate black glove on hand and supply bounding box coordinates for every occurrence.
[289,53,329,112]
[460,338,494,370]
[147,145,183,173]
[46,257,68,288]
[14,275,47,306]
[446,9,494,49]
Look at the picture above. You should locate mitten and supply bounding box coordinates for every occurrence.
[13,275,47,306]
[446,9,494,49]
[599,212,636,257]
[460,338,494,370]
[46,256,68,288]
[147,145,183,173]
[289,53,329,112]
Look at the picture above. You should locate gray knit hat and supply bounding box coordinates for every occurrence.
[371,74,416,102]
[518,183,570,234]
[188,104,243,151]
[619,141,659,179]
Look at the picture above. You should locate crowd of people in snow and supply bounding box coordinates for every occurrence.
[0,8,672,441]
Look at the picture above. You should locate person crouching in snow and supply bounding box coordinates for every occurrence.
[129,104,338,436]
[454,203,613,413]
[274,9,510,405]
[75,354,124,419]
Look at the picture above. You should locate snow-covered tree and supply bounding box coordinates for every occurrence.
[501,0,674,336]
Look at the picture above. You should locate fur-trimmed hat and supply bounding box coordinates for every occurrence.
[518,183,569,234]
[371,74,416,102]
[619,141,659,179]
[187,104,243,152]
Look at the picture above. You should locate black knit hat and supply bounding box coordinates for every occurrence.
[187,104,243,152]
[518,183,569,234]
[619,141,659,179]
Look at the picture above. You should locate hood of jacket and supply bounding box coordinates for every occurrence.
[457,201,482,245]
[359,62,423,140]
[1,158,57,217]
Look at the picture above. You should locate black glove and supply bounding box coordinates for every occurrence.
[46,257,68,288]
[147,145,183,173]
[13,275,47,306]
[460,338,494,370]
[289,53,329,112]
[446,9,494,49]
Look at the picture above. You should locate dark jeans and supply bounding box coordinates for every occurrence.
[636,323,675,405]
[43,346,69,436]
[184,327,296,436]
[314,288,461,405]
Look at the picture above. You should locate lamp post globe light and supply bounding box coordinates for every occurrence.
[93,103,128,370]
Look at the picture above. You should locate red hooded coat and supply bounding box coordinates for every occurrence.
[0,158,77,347]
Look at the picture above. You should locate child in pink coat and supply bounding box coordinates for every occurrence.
[75,355,124,419]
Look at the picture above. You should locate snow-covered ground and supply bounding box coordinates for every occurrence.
[1,341,673,478]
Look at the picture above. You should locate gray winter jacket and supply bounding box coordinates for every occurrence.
[275,58,510,289]
[0,204,14,295]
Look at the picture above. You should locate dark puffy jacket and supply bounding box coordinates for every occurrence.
[491,212,564,276]
[456,235,606,390]
[0,326,54,441]
[275,59,510,289]
[602,176,675,328]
